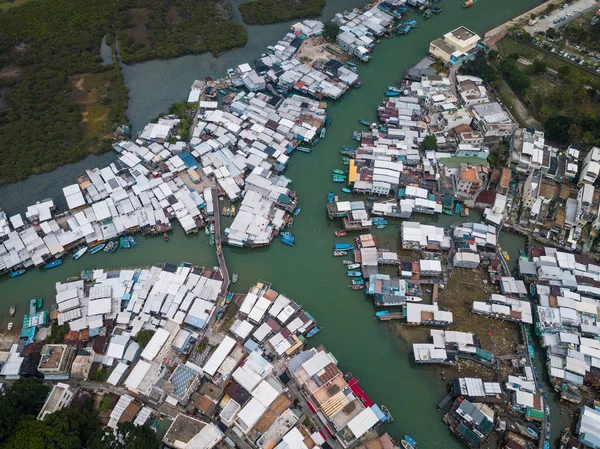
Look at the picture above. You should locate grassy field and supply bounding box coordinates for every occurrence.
[0,0,30,12]
[70,70,125,151]
[497,36,599,82]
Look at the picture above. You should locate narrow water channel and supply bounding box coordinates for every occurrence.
[1,0,568,445]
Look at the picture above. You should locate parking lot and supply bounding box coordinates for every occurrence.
[524,0,598,33]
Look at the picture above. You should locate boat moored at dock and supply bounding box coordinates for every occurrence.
[280,232,295,246]
[306,326,322,338]
[89,244,105,254]
[10,269,25,278]
[44,259,63,269]
[334,243,354,251]
[72,246,88,260]
[333,251,348,257]
[335,231,348,237]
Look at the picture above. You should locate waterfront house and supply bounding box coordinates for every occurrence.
[429,26,481,65]
[577,406,600,449]
[443,399,494,449]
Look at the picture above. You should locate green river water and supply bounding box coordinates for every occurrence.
[1,0,571,446]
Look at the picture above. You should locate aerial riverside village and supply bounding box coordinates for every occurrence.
[3,0,600,448]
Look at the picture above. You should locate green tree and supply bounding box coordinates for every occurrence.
[324,22,340,41]
[544,115,574,144]
[133,329,155,349]
[420,135,438,151]
[87,423,159,449]
[500,58,531,93]
[531,59,547,74]
[459,54,498,83]
[558,65,571,80]
[46,322,71,344]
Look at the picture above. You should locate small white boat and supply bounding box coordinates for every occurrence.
[342,260,354,265]
[73,247,88,260]
[347,263,361,269]
[405,296,423,303]
[401,440,414,449]
[7,322,13,331]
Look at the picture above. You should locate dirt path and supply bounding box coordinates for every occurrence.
[499,79,543,129]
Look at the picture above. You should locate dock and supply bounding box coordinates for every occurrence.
[212,189,230,298]
[377,312,404,321]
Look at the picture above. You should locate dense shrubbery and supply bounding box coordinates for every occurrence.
[116,0,247,63]
[238,0,325,25]
[0,0,128,184]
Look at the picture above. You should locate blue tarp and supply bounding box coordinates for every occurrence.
[179,152,198,169]
[371,404,386,423]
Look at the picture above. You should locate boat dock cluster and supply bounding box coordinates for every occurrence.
[1,264,398,449]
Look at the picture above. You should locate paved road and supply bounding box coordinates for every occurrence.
[525,0,598,33]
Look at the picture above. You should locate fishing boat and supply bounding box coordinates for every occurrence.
[297,146,312,153]
[464,207,469,216]
[306,326,322,338]
[332,176,346,183]
[463,0,473,7]
[10,269,25,278]
[29,299,37,315]
[503,251,510,261]
[385,91,400,97]
[90,243,105,254]
[432,6,442,13]
[73,246,88,260]
[280,232,295,246]
[9,305,16,316]
[455,202,461,215]
[530,283,536,297]
[406,20,418,28]
[518,247,526,257]
[342,146,354,152]
[218,89,227,95]
[335,231,348,237]
[312,138,320,146]
[372,218,388,226]
[423,9,432,18]
[347,61,357,67]
[120,236,130,249]
[210,223,215,234]
[232,273,239,283]
[526,428,539,439]
[401,440,414,449]
[328,192,335,203]
[104,241,114,252]
[332,169,345,175]
[7,322,13,331]
[129,236,136,247]
[230,205,236,216]
[352,278,364,285]
[376,224,386,229]
[404,435,417,448]
[351,284,365,290]
[110,241,118,252]
[222,206,229,216]
[342,160,350,166]
[325,117,332,126]
[381,405,394,423]
[44,258,63,269]
[209,234,215,246]
[354,81,362,88]
[320,127,326,138]
[225,292,234,304]
[294,208,301,216]
[358,119,370,126]
[334,243,354,251]
[398,25,411,35]
[347,263,360,269]
[405,296,423,303]
[346,271,362,277]
[37,298,43,309]
[375,310,389,317]
[333,251,348,257]
[205,226,211,236]
[352,131,361,141]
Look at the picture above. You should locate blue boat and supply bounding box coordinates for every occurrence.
[347,271,362,277]
[325,117,332,127]
[406,20,418,27]
[225,292,234,304]
[320,128,326,138]
[332,176,346,183]
[341,187,352,194]
[306,326,322,338]
[89,243,105,255]
[543,441,550,449]
[404,435,417,448]
[10,269,25,278]
[375,310,389,317]
[312,138,320,146]
[530,283,536,297]
[372,218,388,225]
[385,91,400,97]
[333,243,354,251]
[44,259,63,269]
[526,428,538,439]
[294,208,301,216]
[358,119,370,126]
[129,236,137,247]
[296,146,312,153]
[328,192,335,203]
[352,278,364,285]
[347,61,357,67]
[281,232,295,246]
[342,146,354,152]
[367,196,378,201]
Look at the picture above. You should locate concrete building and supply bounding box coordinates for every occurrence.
[471,102,518,138]
[37,383,76,420]
[429,26,481,64]
[455,164,484,201]
[37,344,76,380]
[579,146,600,186]
[511,128,551,173]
